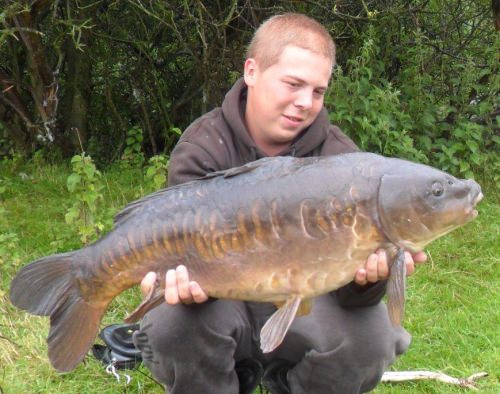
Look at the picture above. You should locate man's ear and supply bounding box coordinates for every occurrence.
[244,58,258,86]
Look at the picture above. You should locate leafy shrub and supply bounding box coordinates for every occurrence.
[65,153,105,244]
[121,126,145,168]
[326,33,426,162]
[143,154,169,194]
[327,23,499,182]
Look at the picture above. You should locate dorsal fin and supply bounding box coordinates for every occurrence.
[114,157,283,225]
[202,157,275,180]
[113,188,171,225]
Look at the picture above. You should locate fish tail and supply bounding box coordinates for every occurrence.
[9,252,107,372]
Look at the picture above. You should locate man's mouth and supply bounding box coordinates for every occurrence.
[283,114,303,123]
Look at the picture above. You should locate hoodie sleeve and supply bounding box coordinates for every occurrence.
[335,281,388,307]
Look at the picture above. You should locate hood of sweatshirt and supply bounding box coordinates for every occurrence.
[221,78,331,161]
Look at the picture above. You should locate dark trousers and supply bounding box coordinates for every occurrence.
[133,294,410,394]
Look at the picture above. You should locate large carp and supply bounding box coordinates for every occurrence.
[10,152,482,372]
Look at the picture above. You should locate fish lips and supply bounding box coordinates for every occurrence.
[466,189,483,219]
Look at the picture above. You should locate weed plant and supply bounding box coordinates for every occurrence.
[0,160,498,393]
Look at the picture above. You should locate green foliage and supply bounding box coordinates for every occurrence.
[327,34,426,162]
[2,0,497,179]
[143,154,169,194]
[0,177,6,195]
[0,178,20,272]
[121,126,145,168]
[326,18,499,181]
[433,122,484,179]
[0,230,20,270]
[0,208,21,274]
[393,26,500,181]
[0,132,14,159]
[0,151,24,175]
[65,153,105,244]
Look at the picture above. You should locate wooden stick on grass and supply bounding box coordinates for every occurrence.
[381,371,488,390]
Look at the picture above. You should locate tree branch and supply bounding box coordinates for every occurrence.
[381,371,488,391]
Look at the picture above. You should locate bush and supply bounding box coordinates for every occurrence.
[326,23,499,182]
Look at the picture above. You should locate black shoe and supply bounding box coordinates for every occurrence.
[262,359,295,394]
[235,358,263,394]
[92,323,142,369]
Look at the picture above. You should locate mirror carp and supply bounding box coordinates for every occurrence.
[9,152,483,372]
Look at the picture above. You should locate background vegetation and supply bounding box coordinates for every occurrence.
[1,0,499,393]
[1,0,498,178]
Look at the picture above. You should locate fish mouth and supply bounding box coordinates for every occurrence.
[466,191,483,219]
[474,192,484,205]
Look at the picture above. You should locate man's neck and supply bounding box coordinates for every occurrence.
[258,141,292,157]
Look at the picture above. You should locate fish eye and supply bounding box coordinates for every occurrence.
[432,182,444,197]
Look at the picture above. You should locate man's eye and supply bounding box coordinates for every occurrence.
[286,81,299,87]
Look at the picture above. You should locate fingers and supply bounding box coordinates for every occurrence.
[140,271,157,297]
[165,268,181,304]
[355,249,390,285]
[405,251,428,277]
[189,281,210,303]
[364,252,380,283]
[164,265,209,305]
[355,249,429,285]
[412,251,428,263]
[404,251,415,276]
[374,250,389,279]
[354,268,368,286]
[176,265,193,303]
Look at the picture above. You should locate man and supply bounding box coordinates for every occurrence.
[133,13,426,394]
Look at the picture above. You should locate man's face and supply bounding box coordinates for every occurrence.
[244,45,332,155]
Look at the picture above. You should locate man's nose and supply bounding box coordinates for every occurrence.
[294,89,313,109]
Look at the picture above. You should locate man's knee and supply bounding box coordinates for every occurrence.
[327,300,411,360]
[279,301,412,393]
[133,300,253,364]
[288,331,409,394]
[134,304,195,355]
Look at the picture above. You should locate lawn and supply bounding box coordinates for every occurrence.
[0,161,498,393]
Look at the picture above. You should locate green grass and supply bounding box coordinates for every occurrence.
[0,161,498,393]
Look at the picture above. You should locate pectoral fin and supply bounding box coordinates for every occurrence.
[387,249,406,326]
[273,298,312,316]
[297,298,312,316]
[125,279,164,323]
[260,295,302,353]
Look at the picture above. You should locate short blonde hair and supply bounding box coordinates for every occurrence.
[246,13,336,70]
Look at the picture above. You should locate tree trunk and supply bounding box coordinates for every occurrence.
[60,30,93,152]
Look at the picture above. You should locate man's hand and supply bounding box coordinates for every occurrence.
[354,250,427,286]
[140,265,209,305]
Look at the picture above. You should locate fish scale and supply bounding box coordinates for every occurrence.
[9,152,482,372]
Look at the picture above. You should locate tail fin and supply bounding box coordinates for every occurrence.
[10,252,107,372]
